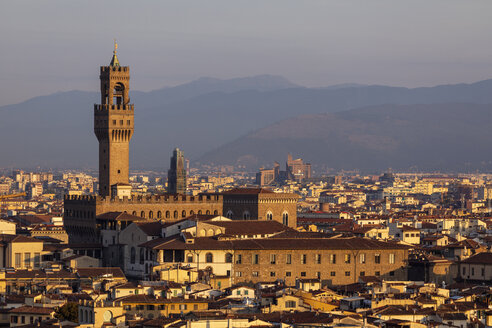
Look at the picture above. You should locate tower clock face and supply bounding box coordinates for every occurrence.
[103,310,113,322]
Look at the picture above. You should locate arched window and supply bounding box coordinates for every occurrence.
[190,210,195,216]
[208,229,214,236]
[266,212,273,220]
[205,252,213,263]
[206,210,210,215]
[85,310,89,323]
[282,212,289,226]
[165,211,170,219]
[132,211,137,216]
[157,211,162,219]
[243,211,251,220]
[198,210,202,215]
[226,210,233,219]
[225,253,233,263]
[174,210,178,219]
[140,211,145,218]
[216,229,222,235]
[199,229,206,237]
[213,210,218,215]
[131,247,136,264]
[149,211,153,219]
[182,210,186,218]
[89,311,93,324]
[140,248,145,264]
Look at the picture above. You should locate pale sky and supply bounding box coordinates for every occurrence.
[1,0,492,106]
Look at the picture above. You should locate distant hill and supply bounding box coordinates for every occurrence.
[198,103,492,172]
[2,76,492,170]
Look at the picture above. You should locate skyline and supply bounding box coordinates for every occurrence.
[2,0,492,106]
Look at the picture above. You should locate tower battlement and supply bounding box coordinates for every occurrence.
[64,194,222,204]
[94,104,134,112]
[100,66,129,73]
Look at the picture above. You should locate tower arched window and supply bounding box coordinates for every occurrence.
[282,212,289,226]
[132,211,137,216]
[130,247,136,264]
[173,211,178,219]
[140,211,145,218]
[226,210,233,219]
[243,211,251,220]
[157,211,162,219]
[149,211,153,219]
[206,210,210,215]
[140,248,145,264]
[165,211,170,219]
[266,211,273,220]
[182,210,186,218]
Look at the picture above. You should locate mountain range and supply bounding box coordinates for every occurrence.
[1,75,492,172]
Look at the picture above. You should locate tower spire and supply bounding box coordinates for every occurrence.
[110,39,120,67]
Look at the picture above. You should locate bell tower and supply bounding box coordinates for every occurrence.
[94,41,134,196]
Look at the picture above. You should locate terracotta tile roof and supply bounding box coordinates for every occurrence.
[9,306,55,314]
[96,212,145,221]
[135,221,163,236]
[204,220,292,236]
[461,252,492,265]
[76,267,126,279]
[142,235,411,251]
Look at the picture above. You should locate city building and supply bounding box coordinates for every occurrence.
[167,148,187,194]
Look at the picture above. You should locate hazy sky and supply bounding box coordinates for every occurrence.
[1,0,492,106]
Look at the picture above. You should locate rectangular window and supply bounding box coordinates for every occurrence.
[375,254,381,264]
[147,305,155,310]
[158,305,165,310]
[15,253,21,268]
[301,272,306,277]
[389,253,395,264]
[330,271,336,276]
[193,304,198,310]
[345,271,350,276]
[286,271,291,277]
[462,267,466,275]
[244,290,249,295]
[252,254,259,264]
[286,254,292,264]
[315,254,321,264]
[124,305,131,310]
[179,304,187,310]
[270,254,276,264]
[330,254,336,264]
[24,253,31,268]
[389,271,395,276]
[375,271,380,276]
[316,271,321,279]
[235,271,242,277]
[33,253,41,268]
[127,120,131,126]
[252,271,259,277]
[270,272,276,277]
[344,254,351,264]
[236,254,242,264]
[482,268,485,277]
[120,120,123,125]
[301,254,307,264]
[360,253,366,264]
[360,271,365,276]
[112,120,116,125]
[237,290,241,296]
[471,267,475,276]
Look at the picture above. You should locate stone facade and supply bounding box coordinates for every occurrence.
[222,188,299,228]
[64,194,223,243]
[94,49,134,197]
[233,248,408,286]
